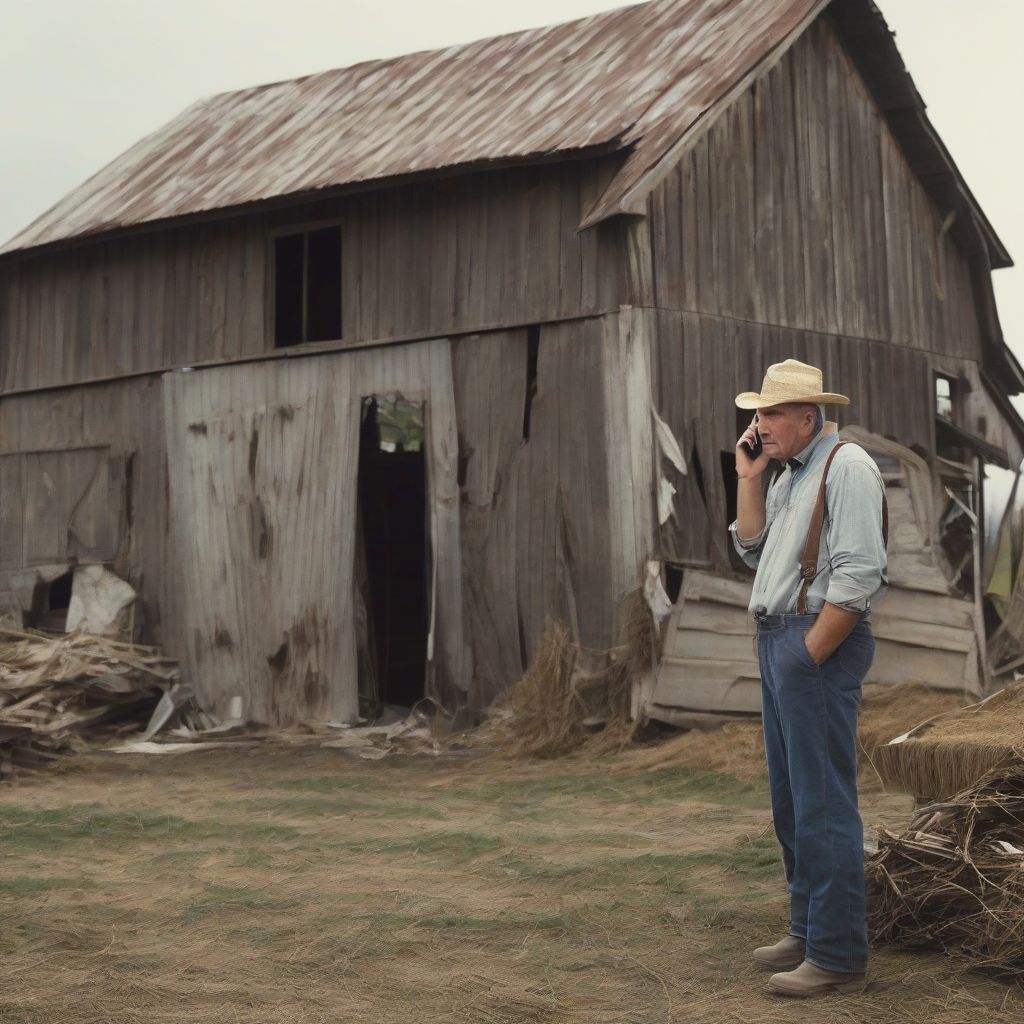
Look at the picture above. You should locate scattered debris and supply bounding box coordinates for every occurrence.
[111,739,251,755]
[867,761,1024,978]
[321,700,444,759]
[0,626,178,778]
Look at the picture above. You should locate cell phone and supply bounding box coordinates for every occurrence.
[741,425,763,460]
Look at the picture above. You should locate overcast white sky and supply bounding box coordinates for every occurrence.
[1,0,1021,358]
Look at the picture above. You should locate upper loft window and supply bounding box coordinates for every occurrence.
[273,224,342,347]
[935,373,957,423]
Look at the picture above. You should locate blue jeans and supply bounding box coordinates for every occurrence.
[757,613,874,974]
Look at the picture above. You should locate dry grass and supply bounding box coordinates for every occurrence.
[612,682,968,787]
[0,742,1020,1022]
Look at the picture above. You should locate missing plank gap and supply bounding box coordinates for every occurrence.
[690,445,706,505]
[522,325,541,442]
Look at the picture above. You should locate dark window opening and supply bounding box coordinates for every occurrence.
[720,451,738,527]
[274,225,342,348]
[664,563,684,605]
[24,570,74,633]
[356,397,429,712]
[522,325,541,441]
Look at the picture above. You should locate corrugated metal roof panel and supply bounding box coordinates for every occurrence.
[2,0,818,254]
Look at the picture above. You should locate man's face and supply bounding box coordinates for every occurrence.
[755,404,816,462]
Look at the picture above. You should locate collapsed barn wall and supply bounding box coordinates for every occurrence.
[0,377,169,644]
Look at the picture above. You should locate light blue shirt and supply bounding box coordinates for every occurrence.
[729,427,888,615]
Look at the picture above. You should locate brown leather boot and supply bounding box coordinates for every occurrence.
[767,960,867,997]
[752,934,805,970]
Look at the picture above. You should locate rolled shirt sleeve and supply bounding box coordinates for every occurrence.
[823,457,888,612]
[729,519,767,570]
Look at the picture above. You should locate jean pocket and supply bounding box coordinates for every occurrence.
[784,628,819,672]
[837,634,875,686]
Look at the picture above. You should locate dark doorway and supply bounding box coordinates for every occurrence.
[24,569,74,632]
[356,397,429,710]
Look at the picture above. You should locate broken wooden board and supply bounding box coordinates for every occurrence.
[648,568,980,721]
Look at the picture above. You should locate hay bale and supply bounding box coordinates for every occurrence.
[867,760,1024,977]
[875,683,1024,800]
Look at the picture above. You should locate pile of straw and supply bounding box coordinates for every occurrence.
[867,760,1024,977]
[0,626,178,777]
[874,682,1024,800]
[501,589,653,759]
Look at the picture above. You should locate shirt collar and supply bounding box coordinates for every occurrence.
[787,421,838,471]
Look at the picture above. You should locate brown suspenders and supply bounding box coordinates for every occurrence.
[795,441,889,614]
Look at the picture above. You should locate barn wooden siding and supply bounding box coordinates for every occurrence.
[453,310,654,709]
[646,18,985,358]
[641,15,1021,573]
[162,340,469,724]
[0,159,624,393]
[160,312,650,723]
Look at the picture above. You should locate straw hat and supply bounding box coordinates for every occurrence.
[734,359,850,410]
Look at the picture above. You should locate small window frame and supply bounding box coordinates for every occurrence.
[935,372,958,424]
[267,218,345,349]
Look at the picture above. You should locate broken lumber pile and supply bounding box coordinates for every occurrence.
[867,761,1024,978]
[0,626,178,778]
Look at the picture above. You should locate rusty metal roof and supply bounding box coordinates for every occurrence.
[2,0,821,254]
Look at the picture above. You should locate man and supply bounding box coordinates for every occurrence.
[730,359,887,998]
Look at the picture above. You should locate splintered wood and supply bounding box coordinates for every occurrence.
[0,626,178,778]
[867,761,1024,977]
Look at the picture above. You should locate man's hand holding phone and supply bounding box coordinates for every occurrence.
[736,415,770,479]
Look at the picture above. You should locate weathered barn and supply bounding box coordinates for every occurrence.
[1,0,1021,727]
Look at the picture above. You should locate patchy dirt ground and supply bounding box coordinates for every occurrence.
[0,743,1020,1024]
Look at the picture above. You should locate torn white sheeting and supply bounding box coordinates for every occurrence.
[643,561,673,621]
[111,740,249,755]
[67,566,136,635]
[658,477,677,525]
[651,406,687,475]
